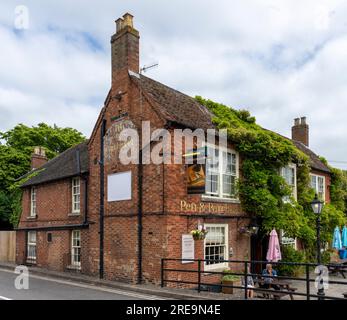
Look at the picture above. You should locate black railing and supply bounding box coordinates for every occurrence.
[161,258,347,300]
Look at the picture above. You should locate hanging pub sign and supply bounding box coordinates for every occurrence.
[184,146,207,194]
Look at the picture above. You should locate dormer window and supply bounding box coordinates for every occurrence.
[72,177,80,214]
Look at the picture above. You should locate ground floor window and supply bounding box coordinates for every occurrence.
[27,231,37,263]
[71,230,81,268]
[280,230,297,249]
[204,224,228,270]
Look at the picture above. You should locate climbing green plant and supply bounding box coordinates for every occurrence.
[195,96,346,254]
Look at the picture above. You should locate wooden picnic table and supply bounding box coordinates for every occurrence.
[256,278,297,300]
[328,259,347,279]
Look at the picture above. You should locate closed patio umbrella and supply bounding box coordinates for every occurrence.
[332,226,342,250]
[266,229,282,262]
[342,226,347,248]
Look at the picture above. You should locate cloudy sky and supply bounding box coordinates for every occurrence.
[1,1,347,168]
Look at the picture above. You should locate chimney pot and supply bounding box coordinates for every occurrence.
[123,13,134,28]
[115,18,124,33]
[301,116,306,125]
[294,118,300,126]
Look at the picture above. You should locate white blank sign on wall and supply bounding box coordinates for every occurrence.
[107,171,132,202]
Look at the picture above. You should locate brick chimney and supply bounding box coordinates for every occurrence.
[31,146,47,170]
[292,117,309,147]
[111,13,139,87]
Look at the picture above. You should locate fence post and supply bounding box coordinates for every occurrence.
[244,261,248,300]
[306,264,310,300]
[198,259,201,293]
[161,259,164,288]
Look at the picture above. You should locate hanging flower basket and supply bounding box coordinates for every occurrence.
[239,226,258,236]
[190,229,208,241]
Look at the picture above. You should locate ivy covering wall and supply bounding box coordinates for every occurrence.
[195,96,346,258]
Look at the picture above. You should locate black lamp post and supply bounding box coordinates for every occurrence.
[311,194,325,300]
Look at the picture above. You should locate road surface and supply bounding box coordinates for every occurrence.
[0,268,165,300]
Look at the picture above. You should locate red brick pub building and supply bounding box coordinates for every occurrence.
[16,14,331,286]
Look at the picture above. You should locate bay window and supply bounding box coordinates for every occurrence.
[205,146,238,199]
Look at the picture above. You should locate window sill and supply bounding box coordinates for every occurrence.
[27,215,38,220]
[66,265,81,271]
[201,195,240,204]
[203,265,229,275]
[68,212,81,217]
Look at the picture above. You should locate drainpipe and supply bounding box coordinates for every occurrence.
[137,148,143,284]
[99,119,106,279]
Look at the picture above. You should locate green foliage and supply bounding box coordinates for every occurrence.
[330,167,347,213]
[0,123,86,227]
[277,246,306,276]
[195,96,347,253]
[222,270,241,282]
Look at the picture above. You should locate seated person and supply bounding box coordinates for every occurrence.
[261,264,280,290]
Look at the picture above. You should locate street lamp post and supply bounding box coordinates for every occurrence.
[311,194,325,300]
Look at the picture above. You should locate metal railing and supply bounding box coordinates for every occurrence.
[161,258,347,300]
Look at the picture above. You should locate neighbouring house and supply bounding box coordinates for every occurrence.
[15,13,331,285]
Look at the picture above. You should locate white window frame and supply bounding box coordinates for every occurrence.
[30,187,37,217]
[71,230,81,268]
[204,145,239,200]
[310,174,326,202]
[280,230,297,250]
[27,231,37,263]
[204,224,229,271]
[72,177,81,214]
[281,164,297,201]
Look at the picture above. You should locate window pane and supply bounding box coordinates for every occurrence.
[205,226,226,266]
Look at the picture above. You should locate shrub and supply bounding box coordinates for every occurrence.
[277,245,306,276]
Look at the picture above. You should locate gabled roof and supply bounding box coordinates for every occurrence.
[130,71,330,174]
[21,142,89,187]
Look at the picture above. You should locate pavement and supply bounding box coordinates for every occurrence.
[0,262,227,300]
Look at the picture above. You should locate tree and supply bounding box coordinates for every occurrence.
[0,123,86,227]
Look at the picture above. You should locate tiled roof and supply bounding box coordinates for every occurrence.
[21,142,89,187]
[130,72,330,174]
[292,140,330,173]
[130,72,214,130]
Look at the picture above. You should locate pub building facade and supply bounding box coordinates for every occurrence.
[16,14,331,285]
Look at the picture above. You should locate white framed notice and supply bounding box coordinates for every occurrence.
[181,234,194,264]
[107,171,132,202]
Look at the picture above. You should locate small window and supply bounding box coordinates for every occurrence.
[72,177,80,213]
[71,230,81,268]
[204,224,229,270]
[281,164,297,201]
[30,187,37,217]
[310,174,326,201]
[27,231,37,263]
[47,233,52,243]
[280,230,297,249]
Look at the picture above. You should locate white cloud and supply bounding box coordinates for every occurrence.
[0,0,347,168]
